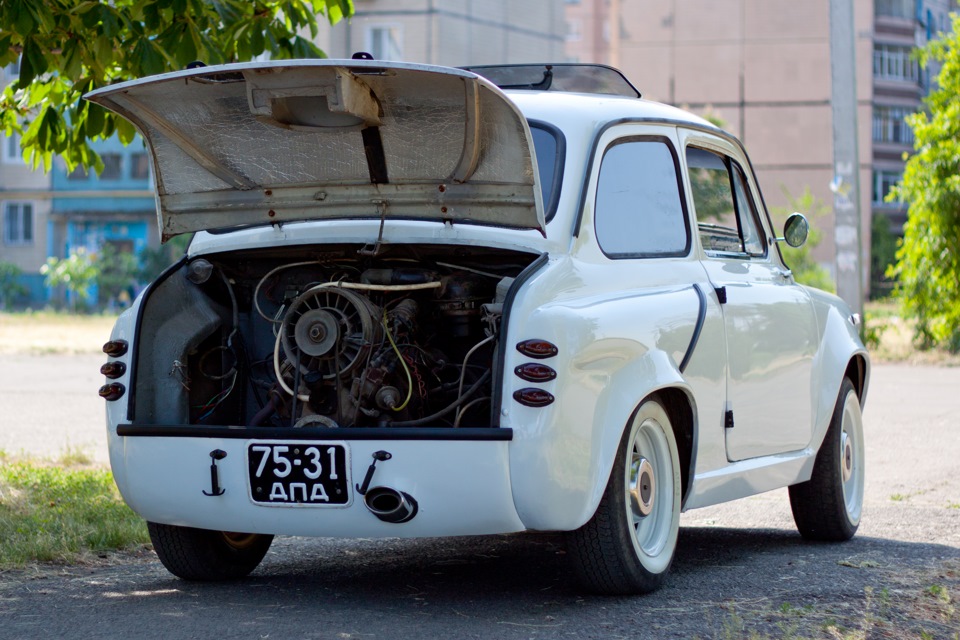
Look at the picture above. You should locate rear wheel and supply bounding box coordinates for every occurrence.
[148,522,273,580]
[567,397,681,595]
[789,377,864,540]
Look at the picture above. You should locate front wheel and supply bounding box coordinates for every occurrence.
[789,377,865,541]
[566,397,681,595]
[148,522,274,580]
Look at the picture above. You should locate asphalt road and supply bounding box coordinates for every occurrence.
[1,357,958,639]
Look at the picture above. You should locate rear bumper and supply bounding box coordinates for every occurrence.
[109,426,525,538]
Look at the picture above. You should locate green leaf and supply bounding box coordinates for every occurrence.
[290,35,324,59]
[13,0,36,35]
[142,1,161,30]
[99,5,122,39]
[248,21,265,56]
[115,117,136,146]
[0,35,15,67]
[61,38,84,82]
[18,36,47,86]
[86,103,106,138]
[132,37,166,76]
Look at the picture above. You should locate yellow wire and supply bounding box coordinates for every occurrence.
[382,311,413,411]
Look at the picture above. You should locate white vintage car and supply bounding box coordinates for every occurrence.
[91,60,867,595]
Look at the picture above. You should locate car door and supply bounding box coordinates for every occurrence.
[679,130,819,461]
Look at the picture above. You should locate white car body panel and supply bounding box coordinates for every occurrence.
[96,63,869,544]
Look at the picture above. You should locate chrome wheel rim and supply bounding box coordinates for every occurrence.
[625,415,674,564]
[839,391,865,525]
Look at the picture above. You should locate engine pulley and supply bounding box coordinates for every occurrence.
[281,286,381,379]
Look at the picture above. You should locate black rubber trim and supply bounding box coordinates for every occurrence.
[128,254,189,421]
[678,284,707,374]
[573,117,734,239]
[116,425,513,441]
[490,252,550,425]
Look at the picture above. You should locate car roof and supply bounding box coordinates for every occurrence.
[505,90,721,134]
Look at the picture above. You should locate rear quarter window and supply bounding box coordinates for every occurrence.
[594,138,690,258]
[529,122,565,222]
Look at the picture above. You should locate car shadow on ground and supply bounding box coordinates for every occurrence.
[3,527,957,639]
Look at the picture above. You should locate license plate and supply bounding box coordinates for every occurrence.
[247,441,351,506]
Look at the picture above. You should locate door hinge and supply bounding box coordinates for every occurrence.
[724,409,734,429]
[715,286,727,304]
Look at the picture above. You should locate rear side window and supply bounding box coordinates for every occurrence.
[594,138,689,258]
[530,122,565,222]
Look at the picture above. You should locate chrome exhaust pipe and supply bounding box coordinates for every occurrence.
[363,487,418,523]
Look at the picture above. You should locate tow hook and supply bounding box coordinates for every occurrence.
[202,449,227,497]
[355,450,392,495]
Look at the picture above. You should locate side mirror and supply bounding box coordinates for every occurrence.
[778,213,809,248]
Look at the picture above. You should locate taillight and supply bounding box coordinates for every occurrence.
[100,362,126,379]
[515,339,558,359]
[514,362,557,383]
[99,383,125,401]
[513,388,555,407]
[102,340,128,357]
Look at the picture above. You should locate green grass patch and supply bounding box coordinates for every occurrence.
[0,455,148,568]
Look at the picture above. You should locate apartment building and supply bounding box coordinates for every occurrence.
[47,134,157,305]
[320,0,566,65]
[0,54,156,308]
[566,0,955,294]
[0,58,55,304]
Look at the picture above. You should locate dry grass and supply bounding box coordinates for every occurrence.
[0,311,118,355]
[864,302,960,366]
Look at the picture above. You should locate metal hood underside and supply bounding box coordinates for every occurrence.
[85,60,545,241]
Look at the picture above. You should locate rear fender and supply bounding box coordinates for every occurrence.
[510,347,689,531]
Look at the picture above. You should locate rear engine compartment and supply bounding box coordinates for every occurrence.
[130,244,539,430]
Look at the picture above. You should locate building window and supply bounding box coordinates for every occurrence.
[873,106,915,145]
[2,132,21,164]
[873,44,919,83]
[872,170,903,205]
[3,202,33,245]
[3,55,19,81]
[100,153,122,180]
[365,26,403,61]
[566,19,583,42]
[130,152,150,180]
[875,0,914,19]
[67,164,88,180]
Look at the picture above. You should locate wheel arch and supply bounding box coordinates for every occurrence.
[655,386,697,510]
[844,353,869,407]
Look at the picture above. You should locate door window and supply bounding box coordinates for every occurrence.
[686,147,766,257]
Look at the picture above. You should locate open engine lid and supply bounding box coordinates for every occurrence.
[85,60,545,241]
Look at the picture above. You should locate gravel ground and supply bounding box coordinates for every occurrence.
[1,358,958,639]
